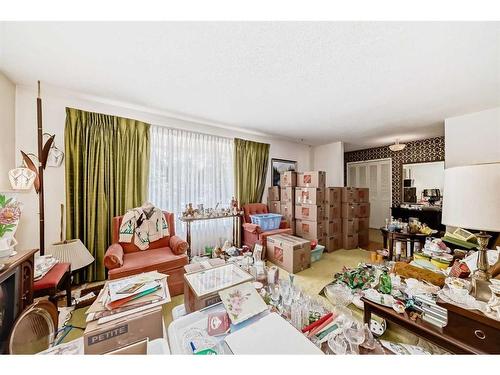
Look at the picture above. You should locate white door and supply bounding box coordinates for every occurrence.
[347,159,392,229]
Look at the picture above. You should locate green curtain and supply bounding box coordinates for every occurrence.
[234,138,270,207]
[65,108,150,282]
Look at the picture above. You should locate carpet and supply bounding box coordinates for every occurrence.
[63,248,445,352]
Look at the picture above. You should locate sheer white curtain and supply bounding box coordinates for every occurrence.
[149,125,234,256]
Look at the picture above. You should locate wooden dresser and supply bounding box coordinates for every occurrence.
[0,248,37,354]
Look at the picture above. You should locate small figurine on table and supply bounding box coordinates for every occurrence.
[231,196,238,215]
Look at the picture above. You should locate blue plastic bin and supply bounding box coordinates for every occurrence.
[250,213,282,231]
[310,244,325,263]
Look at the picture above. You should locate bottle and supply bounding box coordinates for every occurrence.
[379,268,392,294]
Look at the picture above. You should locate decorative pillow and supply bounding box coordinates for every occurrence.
[104,244,124,269]
[170,236,189,255]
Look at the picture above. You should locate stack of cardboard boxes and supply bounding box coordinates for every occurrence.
[294,171,327,247]
[280,171,296,233]
[267,171,297,233]
[323,187,343,252]
[341,187,370,249]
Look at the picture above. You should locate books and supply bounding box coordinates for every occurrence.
[85,271,170,325]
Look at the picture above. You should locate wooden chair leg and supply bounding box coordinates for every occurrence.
[65,272,72,307]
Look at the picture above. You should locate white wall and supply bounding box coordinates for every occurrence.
[14,84,312,250]
[311,141,344,186]
[0,72,15,190]
[445,107,500,168]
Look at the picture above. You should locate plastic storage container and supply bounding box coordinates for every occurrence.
[250,213,282,231]
[310,244,325,263]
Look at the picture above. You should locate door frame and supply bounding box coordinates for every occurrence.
[346,158,393,227]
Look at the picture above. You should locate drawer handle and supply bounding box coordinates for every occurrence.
[474,330,486,340]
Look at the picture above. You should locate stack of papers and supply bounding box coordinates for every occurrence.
[85,271,170,325]
[34,255,59,280]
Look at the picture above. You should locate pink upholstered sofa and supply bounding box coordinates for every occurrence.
[103,211,189,296]
[241,203,292,253]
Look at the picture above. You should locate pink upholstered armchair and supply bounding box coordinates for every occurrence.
[241,203,292,253]
[103,211,189,297]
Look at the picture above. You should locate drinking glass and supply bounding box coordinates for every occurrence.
[328,333,348,355]
[343,321,365,354]
[270,283,280,306]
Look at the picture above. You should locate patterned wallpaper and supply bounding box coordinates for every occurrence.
[344,137,445,206]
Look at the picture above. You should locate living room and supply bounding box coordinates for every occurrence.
[1,1,499,369]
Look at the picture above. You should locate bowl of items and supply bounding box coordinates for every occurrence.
[445,277,471,295]
[325,283,353,307]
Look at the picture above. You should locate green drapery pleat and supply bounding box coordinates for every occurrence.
[234,138,270,207]
[65,108,150,282]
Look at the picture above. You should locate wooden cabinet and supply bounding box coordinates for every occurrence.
[0,248,37,354]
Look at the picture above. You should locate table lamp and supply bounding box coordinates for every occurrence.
[442,163,500,297]
[46,239,94,273]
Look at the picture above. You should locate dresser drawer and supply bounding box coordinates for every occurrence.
[443,309,500,354]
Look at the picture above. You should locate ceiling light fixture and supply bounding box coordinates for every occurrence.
[389,139,406,152]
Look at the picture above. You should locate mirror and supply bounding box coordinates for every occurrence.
[402,161,445,205]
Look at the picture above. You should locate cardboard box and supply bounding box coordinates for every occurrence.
[295,219,327,240]
[342,232,359,250]
[342,187,359,203]
[358,228,369,247]
[357,188,369,203]
[325,187,342,205]
[295,204,324,221]
[295,187,324,205]
[358,217,370,232]
[323,234,342,252]
[280,201,294,220]
[297,171,326,188]
[324,204,341,219]
[266,234,311,273]
[282,218,296,234]
[326,219,342,235]
[341,202,359,219]
[184,264,254,313]
[358,202,370,218]
[84,307,163,354]
[280,171,297,187]
[268,200,281,214]
[268,186,280,201]
[280,187,295,202]
[342,218,359,234]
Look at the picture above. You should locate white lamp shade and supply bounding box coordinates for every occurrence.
[8,167,36,190]
[46,239,94,271]
[442,163,500,232]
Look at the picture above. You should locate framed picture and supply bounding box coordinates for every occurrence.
[271,158,297,187]
[253,244,264,262]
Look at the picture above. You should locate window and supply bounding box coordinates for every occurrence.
[149,125,234,256]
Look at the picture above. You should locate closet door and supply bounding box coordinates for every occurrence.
[347,159,391,229]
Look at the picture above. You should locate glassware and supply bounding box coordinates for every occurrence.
[328,333,348,355]
[360,323,377,351]
[378,268,392,294]
[290,302,303,330]
[343,321,365,354]
[270,283,280,307]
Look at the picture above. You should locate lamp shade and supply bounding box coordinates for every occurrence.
[442,163,500,232]
[8,167,36,190]
[46,239,94,271]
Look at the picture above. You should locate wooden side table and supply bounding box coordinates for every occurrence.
[361,297,499,354]
[380,228,427,260]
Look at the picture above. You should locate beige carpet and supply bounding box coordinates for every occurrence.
[63,248,445,352]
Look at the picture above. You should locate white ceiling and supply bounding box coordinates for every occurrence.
[1,22,499,150]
